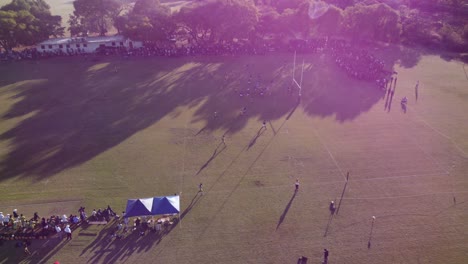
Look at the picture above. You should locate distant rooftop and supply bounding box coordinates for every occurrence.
[39,35,126,45]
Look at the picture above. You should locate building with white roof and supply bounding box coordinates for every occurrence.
[36,35,143,53]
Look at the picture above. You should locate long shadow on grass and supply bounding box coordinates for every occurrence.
[276,191,297,230]
[196,142,227,175]
[84,193,201,263]
[0,238,66,264]
[335,181,348,215]
[0,47,413,180]
[247,127,265,150]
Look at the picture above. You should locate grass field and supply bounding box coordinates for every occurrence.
[0,47,467,264]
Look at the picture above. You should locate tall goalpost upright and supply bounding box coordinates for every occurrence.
[292,50,305,97]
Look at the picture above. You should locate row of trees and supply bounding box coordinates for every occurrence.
[1,0,467,52]
[0,0,63,51]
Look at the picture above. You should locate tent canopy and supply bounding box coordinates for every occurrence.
[125,195,180,218]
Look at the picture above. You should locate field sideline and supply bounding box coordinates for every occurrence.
[0,48,467,263]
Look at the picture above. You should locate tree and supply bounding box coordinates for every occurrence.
[0,0,64,51]
[175,0,258,45]
[256,5,281,37]
[117,0,174,43]
[313,5,344,37]
[214,0,259,43]
[267,0,305,13]
[343,3,401,43]
[69,0,123,36]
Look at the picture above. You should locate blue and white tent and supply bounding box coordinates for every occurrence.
[125,195,180,218]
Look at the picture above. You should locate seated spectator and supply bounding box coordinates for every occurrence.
[4,214,11,226]
[61,214,68,223]
[135,217,141,229]
[20,214,26,226]
[13,209,19,219]
[102,209,109,222]
[80,210,86,221]
[55,225,62,239]
[33,212,40,222]
[72,215,79,224]
[107,205,116,217]
[96,209,103,221]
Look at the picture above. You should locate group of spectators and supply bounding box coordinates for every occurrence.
[332,46,387,83]
[289,38,390,85]
[0,205,116,240]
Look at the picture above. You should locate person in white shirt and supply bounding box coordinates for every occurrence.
[55,225,63,239]
[61,214,68,223]
[3,214,10,226]
[64,225,72,240]
[0,212,4,226]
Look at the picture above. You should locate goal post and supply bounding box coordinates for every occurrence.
[292,51,305,97]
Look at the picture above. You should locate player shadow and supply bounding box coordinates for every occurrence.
[247,128,266,150]
[181,193,203,220]
[196,142,227,175]
[276,191,297,230]
[323,213,335,237]
[368,219,376,249]
[335,181,348,215]
[387,88,395,112]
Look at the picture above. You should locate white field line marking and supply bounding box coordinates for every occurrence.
[406,104,468,159]
[236,171,446,182]
[195,182,468,200]
[310,126,347,181]
[340,190,468,200]
[388,111,463,201]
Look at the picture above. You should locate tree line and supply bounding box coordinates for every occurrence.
[1,0,467,52]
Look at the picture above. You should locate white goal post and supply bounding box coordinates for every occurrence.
[292,51,305,97]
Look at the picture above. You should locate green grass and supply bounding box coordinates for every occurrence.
[0,48,467,264]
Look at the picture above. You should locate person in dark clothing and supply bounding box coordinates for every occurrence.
[33,212,40,222]
[329,201,335,214]
[323,249,329,263]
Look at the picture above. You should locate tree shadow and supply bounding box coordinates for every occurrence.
[276,191,297,230]
[0,48,409,181]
